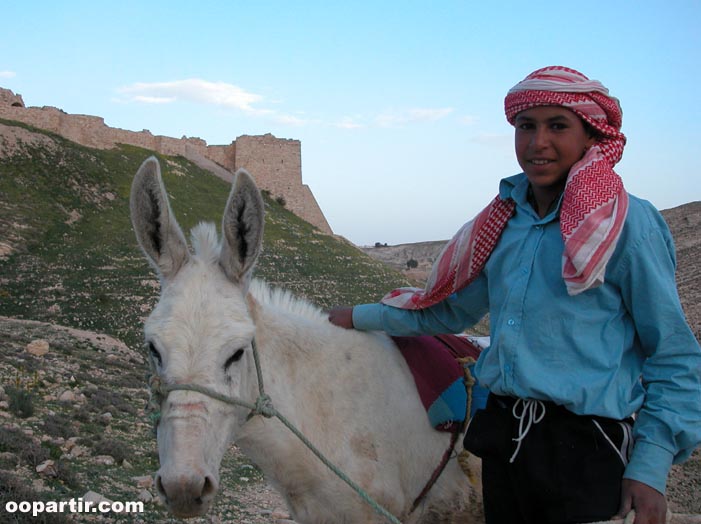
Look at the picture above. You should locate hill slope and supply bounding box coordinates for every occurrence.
[0,119,408,349]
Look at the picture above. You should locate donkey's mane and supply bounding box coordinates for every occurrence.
[249,279,327,322]
[190,222,326,323]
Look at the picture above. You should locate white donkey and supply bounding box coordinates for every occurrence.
[130,157,483,524]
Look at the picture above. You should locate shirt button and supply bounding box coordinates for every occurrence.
[535,225,542,230]
[507,319,516,326]
[522,267,528,275]
[504,364,512,372]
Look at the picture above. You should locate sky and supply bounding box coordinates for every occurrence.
[2,1,700,246]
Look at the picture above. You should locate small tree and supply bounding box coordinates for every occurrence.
[406,259,418,269]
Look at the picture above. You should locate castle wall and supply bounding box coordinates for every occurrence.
[0,87,332,234]
[298,184,333,233]
[207,143,236,172]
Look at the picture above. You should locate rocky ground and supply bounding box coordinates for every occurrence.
[0,317,291,523]
[0,316,699,523]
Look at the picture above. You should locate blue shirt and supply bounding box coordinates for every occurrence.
[353,173,701,494]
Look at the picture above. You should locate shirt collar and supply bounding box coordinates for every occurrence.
[499,173,563,221]
[499,173,529,203]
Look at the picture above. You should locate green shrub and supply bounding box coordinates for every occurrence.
[84,388,135,415]
[42,413,77,439]
[6,385,35,418]
[0,426,48,467]
[92,436,129,465]
[54,460,80,490]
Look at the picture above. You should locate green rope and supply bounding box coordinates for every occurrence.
[146,340,403,524]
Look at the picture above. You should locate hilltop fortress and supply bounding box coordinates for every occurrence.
[0,87,332,234]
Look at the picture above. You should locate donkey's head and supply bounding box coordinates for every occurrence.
[130,157,264,517]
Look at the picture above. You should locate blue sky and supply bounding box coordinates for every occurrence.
[2,1,699,245]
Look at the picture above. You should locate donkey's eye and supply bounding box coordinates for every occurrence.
[148,342,163,367]
[224,348,245,371]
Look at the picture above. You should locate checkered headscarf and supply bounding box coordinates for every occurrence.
[505,65,626,167]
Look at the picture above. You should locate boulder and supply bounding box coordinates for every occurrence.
[58,390,76,402]
[36,460,57,476]
[132,475,153,489]
[26,339,49,356]
[83,490,111,505]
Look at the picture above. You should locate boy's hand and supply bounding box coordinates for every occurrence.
[614,479,667,524]
[328,307,354,329]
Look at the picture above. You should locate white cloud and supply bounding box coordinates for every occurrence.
[118,79,262,112]
[334,116,365,129]
[117,78,312,126]
[0,71,17,79]
[116,79,457,131]
[132,95,177,104]
[273,113,309,126]
[375,107,454,128]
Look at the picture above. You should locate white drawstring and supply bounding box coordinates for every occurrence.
[509,398,546,463]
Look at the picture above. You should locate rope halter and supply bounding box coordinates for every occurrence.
[145,339,273,432]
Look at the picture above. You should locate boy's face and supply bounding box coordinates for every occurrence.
[514,106,596,193]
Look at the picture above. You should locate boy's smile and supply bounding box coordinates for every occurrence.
[514,106,596,215]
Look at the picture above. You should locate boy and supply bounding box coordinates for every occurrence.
[329,66,701,524]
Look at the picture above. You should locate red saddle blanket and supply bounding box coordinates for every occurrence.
[391,334,482,432]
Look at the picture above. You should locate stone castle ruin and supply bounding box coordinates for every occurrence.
[0,87,332,234]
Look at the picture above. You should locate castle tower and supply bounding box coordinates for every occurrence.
[0,88,24,108]
[234,134,332,234]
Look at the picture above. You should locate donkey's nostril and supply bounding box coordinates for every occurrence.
[202,475,216,497]
[156,474,167,499]
[190,476,215,505]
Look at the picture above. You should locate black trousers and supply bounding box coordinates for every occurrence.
[463,394,633,524]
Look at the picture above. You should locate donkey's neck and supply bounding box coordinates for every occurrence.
[234,299,386,512]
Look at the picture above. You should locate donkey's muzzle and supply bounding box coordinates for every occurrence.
[156,469,219,518]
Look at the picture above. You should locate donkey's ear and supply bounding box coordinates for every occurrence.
[219,169,264,286]
[130,157,189,280]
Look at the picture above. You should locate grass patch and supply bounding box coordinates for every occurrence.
[0,122,409,350]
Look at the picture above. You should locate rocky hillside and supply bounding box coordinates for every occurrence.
[661,202,701,340]
[363,202,701,339]
[360,240,446,284]
[0,118,408,348]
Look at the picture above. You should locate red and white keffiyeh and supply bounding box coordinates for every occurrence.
[382,66,628,309]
